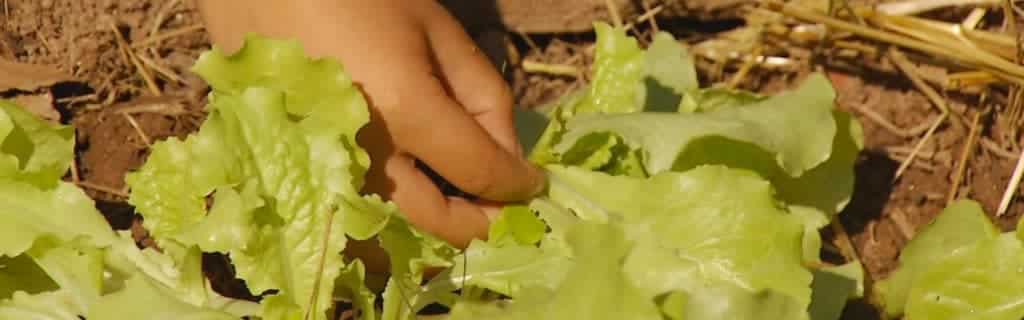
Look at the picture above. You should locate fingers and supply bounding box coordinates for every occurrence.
[384,75,544,202]
[362,149,492,248]
[421,5,522,157]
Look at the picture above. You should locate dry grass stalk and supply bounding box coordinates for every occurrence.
[830,219,861,264]
[947,71,1000,88]
[57,94,99,104]
[150,0,181,38]
[726,46,763,89]
[135,52,185,84]
[624,3,664,32]
[873,15,1018,61]
[1003,0,1018,32]
[522,60,580,77]
[604,0,624,27]
[132,25,205,49]
[980,138,1018,159]
[895,114,946,178]
[35,33,54,54]
[875,0,1002,16]
[876,0,1003,15]
[948,111,983,204]
[833,40,879,57]
[641,0,660,33]
[76,181,129,198]
[889,49,963,124]
[888,48,960,179]
[108,21,162,96]
[887,146,950,162]
[963,7,987,30]
[121,113,152,147]
[771,2,1024,85]
[999,146,1024,215]
[888,208,916,241]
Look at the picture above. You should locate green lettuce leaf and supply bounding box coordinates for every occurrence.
[904,233,1024,320]
[546,165,812,311]
[333,260,377,320]
[379,218,457,320]
[126,35,396,320]
[659,283,806,320]
[556,73,837,177]
[0,254,59,299]
[0,290,83,320]
[23,236,105,315]
[552,74,861,222]
[447,221,662,320]
[0,99,76,188]
[0,100,115,258]
[488,205,546,247]
[645,32,699,96]
[678,87,765,113]
[441,239,569,299]
[0,180,116,257]
[809,261,865,320]
[580,23,646,114]
[89,276,237,320]
[874,200,999,318]
[642,31,698,112]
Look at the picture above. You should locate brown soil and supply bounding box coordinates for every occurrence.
[2,0,210,219]
[4,0,1024,318]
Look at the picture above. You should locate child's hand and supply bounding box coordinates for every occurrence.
[198,0,545,251]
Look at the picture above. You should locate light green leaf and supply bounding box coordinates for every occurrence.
[773,111,864,218]
[579,23,646,114]
[0,101,111,259]
[646,32,698,95]
[0,180,115,257]
[128,35,391,320]
[809,261,864,320]
[24,236,105,315]
[526,90,582,165]
[379,218,456,320]
[444,240,569,298]
[875,199,999,318]
[178,185,262,253]
[0,99,76,188]
[103,234,201,306]
[0,290,83,320]
[548,165,813,309]
[193,34,371,159]
[642,31,697,113]
[89,276,237,320]
[555,73,838,177]
[678,87,765,114]
[528,198,578,237]
[660,283,806,320]
[488,205,546,246]
[334,260,377,320]
[448,221,662,320]
[0,254,58,299]
[905,233,1024,320]
[825,261,865,299]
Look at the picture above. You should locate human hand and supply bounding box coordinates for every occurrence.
[198,0,545,262]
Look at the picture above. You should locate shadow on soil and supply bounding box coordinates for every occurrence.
[836,150,900,320]
[840,150,899,236]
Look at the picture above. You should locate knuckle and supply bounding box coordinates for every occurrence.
[475,81,513,114]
